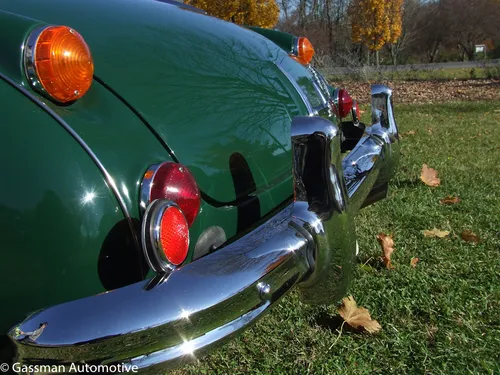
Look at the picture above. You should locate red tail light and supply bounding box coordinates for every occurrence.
[159,205,189,266]
[337,89,353,118]
[141,162,200,227]
[142,200,189,272]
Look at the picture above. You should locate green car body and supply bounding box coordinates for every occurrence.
[0,0,400,371]
[0,0,324,328]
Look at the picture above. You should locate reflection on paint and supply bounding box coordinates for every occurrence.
[81,190,97,205]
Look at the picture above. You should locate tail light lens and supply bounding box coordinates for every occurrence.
[337,89,353,118]
[291,37,315,65]
[24,25,94,103]
[142,200,189,272]
[159,205,189,266]
[140,162,200,227]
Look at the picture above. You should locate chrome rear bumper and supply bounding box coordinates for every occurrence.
[8,85,399,373]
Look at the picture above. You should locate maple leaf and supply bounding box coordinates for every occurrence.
[377,233,395,269]
[422,228,450,238]
[439,196,460,205]
[420,164,441,187]
[461,230,480,243]
[338,296,381,334]
[410,257,419,267]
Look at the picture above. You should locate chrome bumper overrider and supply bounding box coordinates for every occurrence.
[8,85,399,373]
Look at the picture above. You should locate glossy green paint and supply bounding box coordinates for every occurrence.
[246,26,296,54]
[0,80,125,332]
[0,0,306,210]
[0,9,240,327]
[0,71,245,331]
[0,0,324,330]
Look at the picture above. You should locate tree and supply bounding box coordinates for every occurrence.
[442,0,500,61]
[184,0,280,28]
[350,0,395,65]
[385,0,418,65]
[412,1,444,63]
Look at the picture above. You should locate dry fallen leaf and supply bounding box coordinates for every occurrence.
[403,130,416,135]
[338,80,500,106]
[420,164,441,187]
[377,233,395,269]
[338,295,381,334]
[410,257,420,268]
[423,228,450,238]
[439,196,460,205]
[461,230,480,243]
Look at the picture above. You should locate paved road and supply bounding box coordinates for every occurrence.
[320,59,500,75]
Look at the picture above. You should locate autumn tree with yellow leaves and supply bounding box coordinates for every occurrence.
[350,0,403,65]
[184,0,279,28]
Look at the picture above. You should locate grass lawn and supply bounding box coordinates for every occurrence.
[174,101,500,375]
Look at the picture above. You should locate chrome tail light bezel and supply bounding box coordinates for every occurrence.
[139,162,162,216]
[141,199,189,273]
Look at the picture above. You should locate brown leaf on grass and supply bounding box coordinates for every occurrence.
[338,296,381,334]
[439,195,460,205]
[338,80,500,105]
[403,130,416,135]
[423,228,450,238]
[377,233,395,269]
[461,230,480,243]
[410,257,420,267]
[420,164,441,187]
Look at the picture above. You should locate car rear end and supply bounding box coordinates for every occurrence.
[0,0,400,372]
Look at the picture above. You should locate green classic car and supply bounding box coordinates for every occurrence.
[0,0,399,372]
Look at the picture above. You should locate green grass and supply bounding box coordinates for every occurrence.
[174,101,500,375]
[327,66,500,82]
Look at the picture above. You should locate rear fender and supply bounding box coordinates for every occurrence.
[0,78,139,333]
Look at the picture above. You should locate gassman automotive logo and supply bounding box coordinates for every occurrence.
[2,363,139,373]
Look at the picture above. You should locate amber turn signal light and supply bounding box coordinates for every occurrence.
[24,25,94,103]
[296,37,315,65]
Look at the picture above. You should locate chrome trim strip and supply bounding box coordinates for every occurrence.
[308,66,333,116]
[274,61,315,116]
[0,71,139,252]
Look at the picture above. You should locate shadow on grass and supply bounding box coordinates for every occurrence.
[312,312,344,332]
[357,256,387,272]
[312,312,372,334]
[393,179,421,189]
